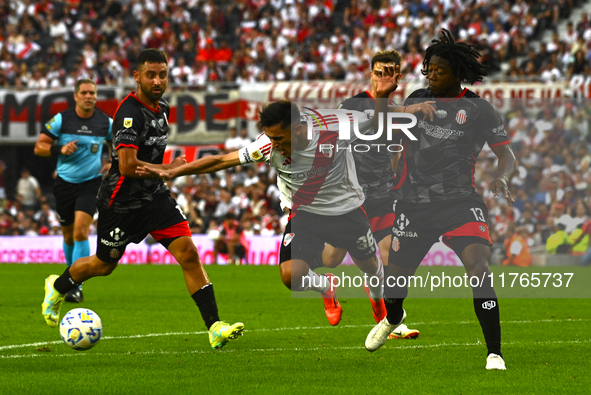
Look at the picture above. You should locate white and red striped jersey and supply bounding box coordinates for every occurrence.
[238,109,373,216]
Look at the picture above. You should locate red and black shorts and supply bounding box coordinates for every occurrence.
[280,207,376,268]
[388,195,492,270]
[363,196,396,243]
[96,192,191,263]
[53,175,102,227]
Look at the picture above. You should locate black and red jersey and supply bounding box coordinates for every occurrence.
[338,91,396,201]
[97,92,170,212]
[392,88,510,203]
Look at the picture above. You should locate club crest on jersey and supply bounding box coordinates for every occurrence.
[479,225,486,232]
[436,110,447,119]
[123,118,133,128]
[283,233,295,246]
[252,150,262,160]
[392,236,400,252]
[319,143,334,158]
[455,109,467,125]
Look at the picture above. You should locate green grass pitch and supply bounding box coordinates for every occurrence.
[1,263,590,394]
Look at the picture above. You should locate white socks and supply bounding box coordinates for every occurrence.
[361,257,384,300]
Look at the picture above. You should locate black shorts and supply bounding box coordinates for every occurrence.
[53,176,102,227]
[388,195,492,270]
[363,196,396,242]
[280,207,376,268]
[96,192,191,263]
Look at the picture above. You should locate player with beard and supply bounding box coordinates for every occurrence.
[41,49,244,350]
[365,30,515,371]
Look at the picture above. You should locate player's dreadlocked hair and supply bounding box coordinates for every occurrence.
[421,29,489,85]
[257,100,300,130]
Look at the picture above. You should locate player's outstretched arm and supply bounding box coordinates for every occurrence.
[490,144,516,205]
[136,151,242,180]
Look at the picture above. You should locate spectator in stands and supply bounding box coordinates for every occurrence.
[15,167,41,211]
[213,212,247,265]
[546,222,570,254]
[502,224,532,267]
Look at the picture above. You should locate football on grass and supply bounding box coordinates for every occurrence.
[59,308,102,351]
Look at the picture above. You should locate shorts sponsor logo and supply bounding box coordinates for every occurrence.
[283,233,295,246]
[479,225,486,232]
[392,228,418,238]
[482,300,496,310]
[110,227,124,241]
[392,236,400,252]
[396,213,409,230]
[110,248,120,259]
[455,109,467,125]
[252,150,262,160]
[124,118,133,128]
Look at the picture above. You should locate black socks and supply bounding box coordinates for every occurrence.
[191,283,220,329]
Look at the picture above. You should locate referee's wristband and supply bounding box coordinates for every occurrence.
[50,145,63,156]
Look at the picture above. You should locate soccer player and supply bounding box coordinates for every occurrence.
[365,30,515,371]
[137,100,387,327]
[41,49,244,350]
[34,79,113,303]
[318,50,419,339]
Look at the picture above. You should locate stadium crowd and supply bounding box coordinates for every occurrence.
[2,0,591,263]
[0,0,590,88]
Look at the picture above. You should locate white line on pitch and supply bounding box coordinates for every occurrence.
[2,338,591,360]
[1,317,589,353]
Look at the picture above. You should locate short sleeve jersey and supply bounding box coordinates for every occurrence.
[338,91,396,201]
[392,88,511,203]
[43,108,112,183]
[96,93,170,212]
[238,109,373,216]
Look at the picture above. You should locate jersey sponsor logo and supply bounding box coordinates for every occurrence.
[418,120,464,140]
[319,143,333,158]
[491,125,507,137]
[78,125,92,134]
[392,236,400,252]
[145,135,167,146]
[290,164,335,180]
[482,300,496,310]
[436,110,447,119]
[252,150,262,160]
[242,148,252,163]
[123,118,133,128]
[283,233,295,246]
[455,109,467,125]
[396,213,410,230]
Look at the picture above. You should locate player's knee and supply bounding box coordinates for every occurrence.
[279,265,292,289]
[466,258,490,278]
[323,256,341,268]
[176,243,200,267]
[73,228,90,241]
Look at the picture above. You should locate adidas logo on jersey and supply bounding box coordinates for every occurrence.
[290,164,335,180]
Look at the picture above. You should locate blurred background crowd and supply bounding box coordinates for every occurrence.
[2,0,591,263]
[1,0,591,88]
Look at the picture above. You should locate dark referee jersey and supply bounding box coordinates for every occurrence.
[393,88,510,204]
[338,91,396,201]
[97,92,170,212]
